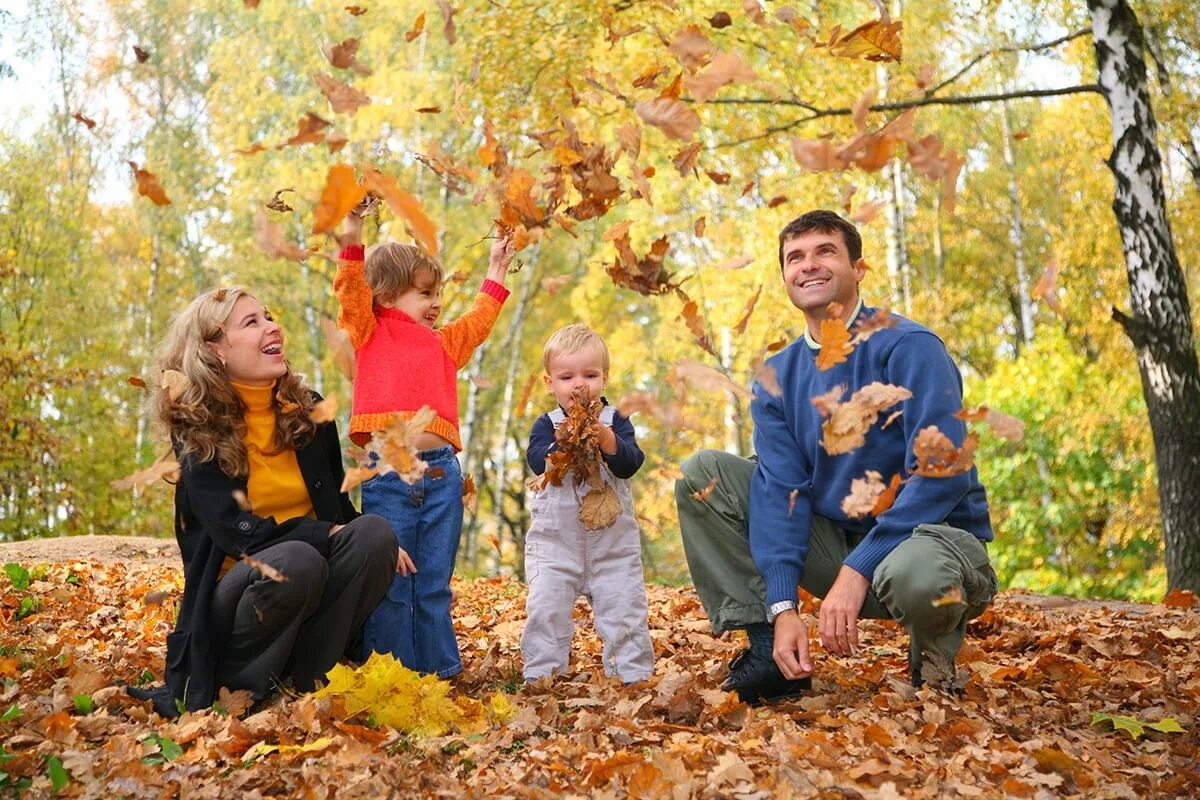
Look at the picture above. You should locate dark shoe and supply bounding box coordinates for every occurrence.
[720,647,811,705]
[126,683,181,718]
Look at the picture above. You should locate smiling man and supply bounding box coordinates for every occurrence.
[675,209,996,704]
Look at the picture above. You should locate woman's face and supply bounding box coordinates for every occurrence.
[208,295,287,386]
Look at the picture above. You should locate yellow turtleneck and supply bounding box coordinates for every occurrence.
[232,381,314,526]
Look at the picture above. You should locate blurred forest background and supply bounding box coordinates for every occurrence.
[1,0,1197,601]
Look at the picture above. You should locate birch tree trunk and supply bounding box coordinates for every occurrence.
[1089,0,1200,593]
[1000,100,1035,349]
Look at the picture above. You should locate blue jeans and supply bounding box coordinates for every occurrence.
[360,446,464,678]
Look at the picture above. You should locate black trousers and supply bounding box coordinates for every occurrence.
[209,514,397,698]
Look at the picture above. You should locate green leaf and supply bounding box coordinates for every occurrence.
[16,596,37,620]
[1092,712,1145,739]
[47,755,69,793]
[158,736,182,762]
[1,705,19,722]
[3,563,29,591]
[73,694,94,715]
[1146,718,1185,735]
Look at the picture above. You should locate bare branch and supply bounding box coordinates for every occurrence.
[927,29,1092,97]
[711,85,1104,148]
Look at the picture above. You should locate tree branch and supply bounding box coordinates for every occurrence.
[711,85,1104,148]
[926,28,1092,97]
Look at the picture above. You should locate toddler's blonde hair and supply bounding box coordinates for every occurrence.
[543,323,610,373]
[365,242,446,306]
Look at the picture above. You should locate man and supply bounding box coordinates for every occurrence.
[676,210,995,704]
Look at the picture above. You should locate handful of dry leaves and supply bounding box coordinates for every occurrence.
[537,389,620,530]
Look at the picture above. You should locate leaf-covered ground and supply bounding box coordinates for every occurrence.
[1,551,1197,799]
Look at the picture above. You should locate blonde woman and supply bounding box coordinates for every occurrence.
[128,287,408,717]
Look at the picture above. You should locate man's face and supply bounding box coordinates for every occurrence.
[780,228,866,317]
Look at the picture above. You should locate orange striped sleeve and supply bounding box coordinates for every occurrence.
[437,281,508,367]
[334,246,377,349]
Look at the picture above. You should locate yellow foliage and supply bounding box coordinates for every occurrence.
[314,652,513,736]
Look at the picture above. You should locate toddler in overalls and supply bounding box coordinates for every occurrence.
[522,324,655,683]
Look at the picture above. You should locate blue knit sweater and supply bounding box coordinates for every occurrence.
[749,306,993,606]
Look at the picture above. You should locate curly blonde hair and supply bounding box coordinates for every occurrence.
[152,287,316,479]
[366,242,446,306]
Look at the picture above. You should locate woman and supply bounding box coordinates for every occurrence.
[130,287,411,717]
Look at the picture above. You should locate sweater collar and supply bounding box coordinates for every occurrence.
[804,298,865,350]
[232,380,275,413]
[376,305,423,326]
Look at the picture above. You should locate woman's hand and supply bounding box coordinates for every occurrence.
[396,548,417,576]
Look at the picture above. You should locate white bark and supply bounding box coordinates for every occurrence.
[1000,100,1035,346]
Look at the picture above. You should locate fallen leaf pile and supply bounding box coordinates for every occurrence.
[1,554,1197,797]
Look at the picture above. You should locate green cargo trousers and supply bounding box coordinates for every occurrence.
[675,450,997,678]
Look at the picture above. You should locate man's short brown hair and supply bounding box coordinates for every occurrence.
[777,210,863,268]
[365,242,446,306]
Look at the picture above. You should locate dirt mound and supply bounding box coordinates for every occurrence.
[0,535,180,567]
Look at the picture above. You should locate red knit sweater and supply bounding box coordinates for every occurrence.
[334,245,510,450]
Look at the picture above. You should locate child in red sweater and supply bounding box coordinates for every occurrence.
[336,202,513,677]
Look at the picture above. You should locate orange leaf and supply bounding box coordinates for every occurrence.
[312,72,371,115]
[311,164,367,236]
[815,313,853,371]
[824,18,903,62]
[913,426,979,477]
[128,161,171,205]
[635,97,701,141]
[241,554,288,583]
[690,476,719,502]
[732,282,763,336]
[361,166,439,256]
[1032,258,1063,315]
[682,50,756,102]
[405,11,426,42]
[1163,588,1196,609]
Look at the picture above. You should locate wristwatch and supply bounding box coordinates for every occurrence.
[767,600,798,623]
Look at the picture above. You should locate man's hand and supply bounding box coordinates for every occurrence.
[485,234,515,284]
[772,610,813,679]
[818,565,870,656]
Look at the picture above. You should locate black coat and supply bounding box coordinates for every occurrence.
[165,413,358,711]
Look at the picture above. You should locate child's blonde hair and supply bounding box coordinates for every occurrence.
[365,242,446,306]
[543,323,610,373]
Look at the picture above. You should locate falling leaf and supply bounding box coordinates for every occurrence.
[345,5,368,15]
[241,555,287,583]
[742,0,767,25]
[341,465,378,493]
[462,473,477,512]
[320,318,356,382]
[161,369,188,401]
[849,307,895,345]
[369,407,437,483]
[931,586,966,607]
[311,163,367,236]
[579,484,620,530]
[690,476,719,502]
[668,25,714,71]
[956,406,1025,443]
[416,106,441,114]
[678,295,717,357]
[405,11,426,42]
[312,72,372,116]
[820,18,903,62]
[733,282,763,336]
[787,488,800,516]
[232,489,253,512]
[436,0,456,44]
[1013,130,1031,141]
[673,141,702,176]
[708,11,732,28]
[842,470,893,518]
[815,382,912,455]
[767,194,788,208]
[72,112,97,129]
[133,45,150,63]
[617,391,697,431]
[693,216,706,237]
[321,38,372,76]
[816,314,853,371]
[670,360,749,400]
[912,426,979,477]
[254,210,308,262]
[753,361,783,398]
[683,50,756,102]
[127,376,148,391]
[469,375,493,390]
[1163,588,1196,609]
[361,166,439,255]
[850,200,887,224]
[265,188,294,213]
[311,396,339,424]
[110,450,180,491]
[635,97,701,141]
[1032,258,1063,315]
[127,162,171,205]
[708,254,754,271]
[541,275,571,296]
[790,138,849,172]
